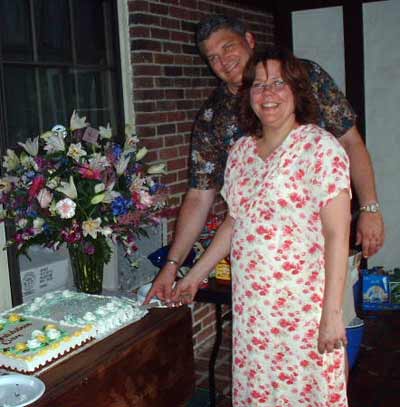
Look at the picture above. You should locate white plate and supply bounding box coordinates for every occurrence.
[0,374,45,407]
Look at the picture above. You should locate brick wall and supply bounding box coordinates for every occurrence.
[128,0,274,350]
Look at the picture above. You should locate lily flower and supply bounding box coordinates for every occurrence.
[70,110,89,131]
[37,188,54,208]
[115,153,130,175]
[82,218,102,239]
[147,163,167,175]
[67,143,87,162]
[3,149,20,171]
[43,133,65,153]
[99,123,112,140]
[18,137,39,156]
[136,147,148,161]
[56,176,78,199]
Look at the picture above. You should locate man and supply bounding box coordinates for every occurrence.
[145,14,384,304]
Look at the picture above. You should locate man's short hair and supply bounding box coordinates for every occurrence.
[196,14,249,53]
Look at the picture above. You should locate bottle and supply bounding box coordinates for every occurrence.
[215,257,231,285]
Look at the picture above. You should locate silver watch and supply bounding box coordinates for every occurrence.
[359,202,380,213]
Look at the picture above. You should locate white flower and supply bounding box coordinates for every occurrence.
[0,178,12,193]
[136,147,148,161]
[94,183,105,194]
[20,153,36,170]
[115,153,130,175]
[27,339,42,349]
[32,330,44,338]
[37,188,53,208]
[56,176,77,199]
[40,130,53,141]
[147,163,167,175]
[44,133,65,153]
[82,218,102,239]
[46,176,60,190]
[46,328,61,340]
[67,143,87,162]
[70,110,89,131]
[88,153,110,170]
[125,124,135,138]
[17,218,28,230]
[55,198,76,219]
[3,149,20,171]
[102,189,120,204]
[18,137,39,156]
[99,123,112,139]
[33,218,45,234]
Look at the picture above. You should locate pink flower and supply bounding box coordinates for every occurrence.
[78,164,102,180]
[37,188,53,208]
[55,198,76,219]
[28,176,46,201]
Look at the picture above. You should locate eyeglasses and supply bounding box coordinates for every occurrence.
[251,79,287,93]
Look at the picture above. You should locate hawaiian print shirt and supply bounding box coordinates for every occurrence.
[189,59,356,191]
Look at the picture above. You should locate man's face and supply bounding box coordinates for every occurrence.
[201,28,255,93]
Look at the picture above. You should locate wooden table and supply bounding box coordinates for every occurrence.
[31,307,194,407]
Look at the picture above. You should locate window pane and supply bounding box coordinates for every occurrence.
[73,0,107,65]
[4,66,39,145]
[0,0,33,61]
[35,0,72,62]
[76,69,116,127]
[39,68,75,130]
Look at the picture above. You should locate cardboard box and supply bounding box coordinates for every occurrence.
[19,246,72,302]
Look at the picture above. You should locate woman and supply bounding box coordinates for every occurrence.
[173,47,351,406]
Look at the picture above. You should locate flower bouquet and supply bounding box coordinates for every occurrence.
[0,112,167,294]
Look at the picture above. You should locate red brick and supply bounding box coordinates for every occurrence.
[135,126,156,138]
[165,89,184,99]
[129,13,160,26]
[141,137,164,150]
[168,158,187,171]
[128,0,149,12]
[165,135,184,146]
[135,112,169,125]
[154,53,175,65]
[157,124,176,135]
[134,64,162,76]
[178,169,189,181]
[162,172,178,184]
[130,26,150,38]
[134,89,164,100]
[132,52,153,64]
[167,111,186,122]
[177,122,192,133]
[157,100,177,111]
[144,150,159,162]
[174,55,193,65]
[160,147,179,160]
[179,145,190,156]
[149,3,169,15]
[171,31,193,43]
[163,41,181,54]
[151,27,170,40]
[131,39,161,52]
[169,182,188,195]
[132,77,154,89]
[160,17,180,30]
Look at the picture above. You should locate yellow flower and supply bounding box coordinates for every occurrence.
[36,335,47,343]
[8,313,22,323]
[44,324,57,331]
[15,342,28,352]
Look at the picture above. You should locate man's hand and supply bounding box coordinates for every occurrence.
[356,212,385,258]
[143,264,177,304]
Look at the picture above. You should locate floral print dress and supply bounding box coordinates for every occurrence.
[221,124,350,407]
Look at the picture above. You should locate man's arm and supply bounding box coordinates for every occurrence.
[144,187,216,304]
[339,126,384,258]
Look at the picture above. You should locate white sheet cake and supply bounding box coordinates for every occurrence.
[0,290,148,373]
[15,290,148,339]
[0,313,94,373]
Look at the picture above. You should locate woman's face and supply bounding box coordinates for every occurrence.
[250,60,296,130]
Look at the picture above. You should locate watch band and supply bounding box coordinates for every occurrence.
[359,202,380,213]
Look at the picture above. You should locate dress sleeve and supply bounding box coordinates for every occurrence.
[309,128,351,209]
[220,138,245,219]
[189,97,226,190]
[302,59,356,138]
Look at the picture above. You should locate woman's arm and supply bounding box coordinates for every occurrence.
[318,190,351,354]
[171,214,235,304]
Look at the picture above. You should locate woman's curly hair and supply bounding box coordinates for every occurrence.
[238,46,320,138]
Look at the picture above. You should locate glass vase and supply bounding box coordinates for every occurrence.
[69,245,105,294]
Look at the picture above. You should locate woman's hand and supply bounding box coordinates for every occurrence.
[170,274,202,306]
[317,310,347,354]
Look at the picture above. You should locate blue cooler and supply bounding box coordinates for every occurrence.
[346,316,364,369]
